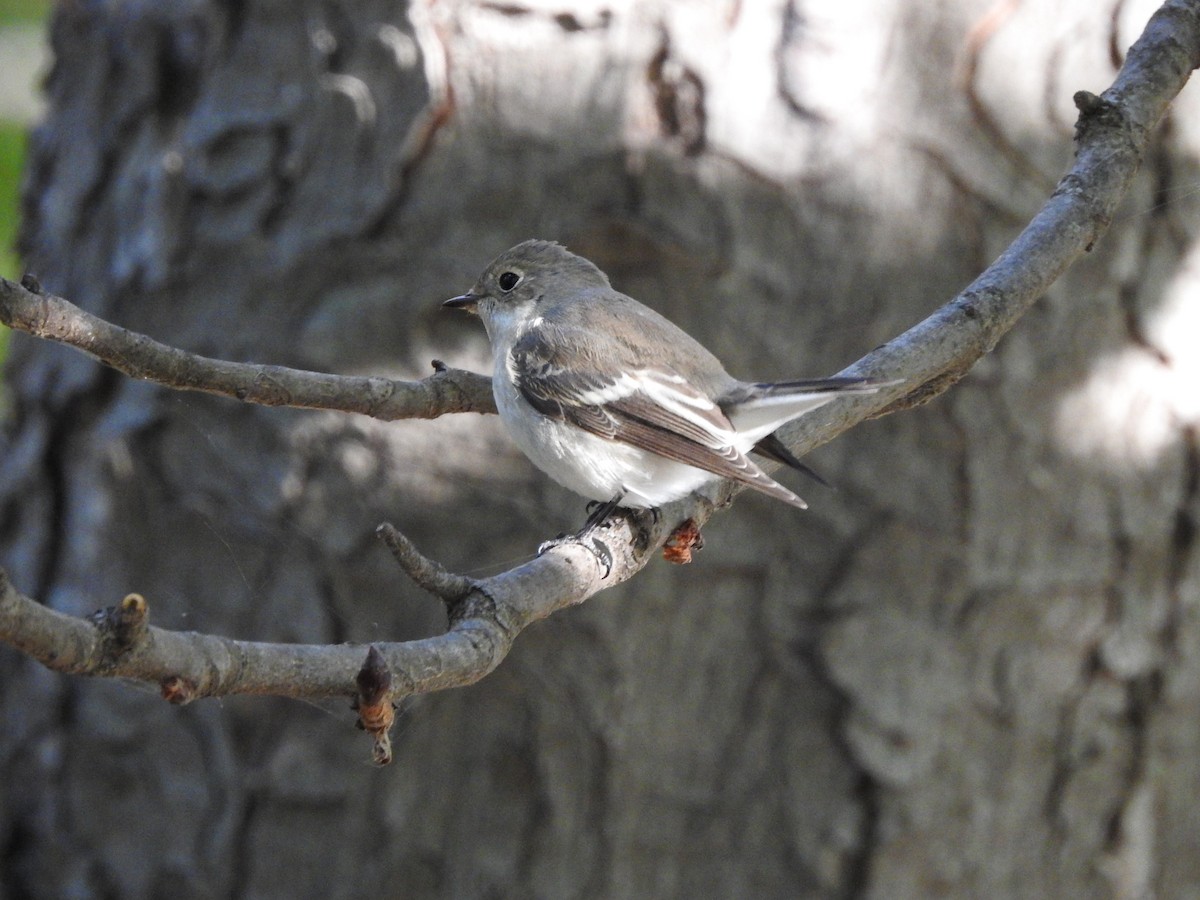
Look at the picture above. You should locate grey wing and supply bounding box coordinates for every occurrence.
[509,326,808,507]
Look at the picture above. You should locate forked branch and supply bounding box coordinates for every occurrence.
[1,0,1198,762]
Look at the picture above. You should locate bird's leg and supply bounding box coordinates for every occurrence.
[574,492,631,576]
[538,492,630,578]
[580,493,626,532]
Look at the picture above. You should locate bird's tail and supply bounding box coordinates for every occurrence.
[752,433,831,487]
[727,376,897,443]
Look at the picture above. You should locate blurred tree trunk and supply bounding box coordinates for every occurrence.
[2,0,1199,897]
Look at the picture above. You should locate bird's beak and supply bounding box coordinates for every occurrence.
[443,293,479,313]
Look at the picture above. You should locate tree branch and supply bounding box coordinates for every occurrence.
[2,0,1198,762]
[776,0,1200,457]
[0,275,496,419]
[0,508,677,701]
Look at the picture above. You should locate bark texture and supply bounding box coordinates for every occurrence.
[2,0,1199,897]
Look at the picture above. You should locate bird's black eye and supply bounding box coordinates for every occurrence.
[498,271,521,292]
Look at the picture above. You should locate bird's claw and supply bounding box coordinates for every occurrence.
[536,532,571,556]
[537,532,615,578]
[589,538,614,578]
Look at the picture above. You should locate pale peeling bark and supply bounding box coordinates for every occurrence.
[1,1,1200,898]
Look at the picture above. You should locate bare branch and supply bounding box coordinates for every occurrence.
[0,508,678,699]
[1,0,1198,760]
[375,522,478,606]
[0,276,496,419]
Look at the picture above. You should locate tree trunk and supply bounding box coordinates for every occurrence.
[2,0,1198,896]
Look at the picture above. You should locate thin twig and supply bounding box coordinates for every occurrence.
[375,522,478,605]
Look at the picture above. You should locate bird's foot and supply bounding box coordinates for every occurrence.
[537,529,616,578]
[537,493,634,578]
[581,494,626,531]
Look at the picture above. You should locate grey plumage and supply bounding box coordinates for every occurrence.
[445,240,891,510]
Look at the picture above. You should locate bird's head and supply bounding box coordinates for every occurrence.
[443,239,610,341]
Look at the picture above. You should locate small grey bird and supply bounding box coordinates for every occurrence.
[445,239,890,512]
